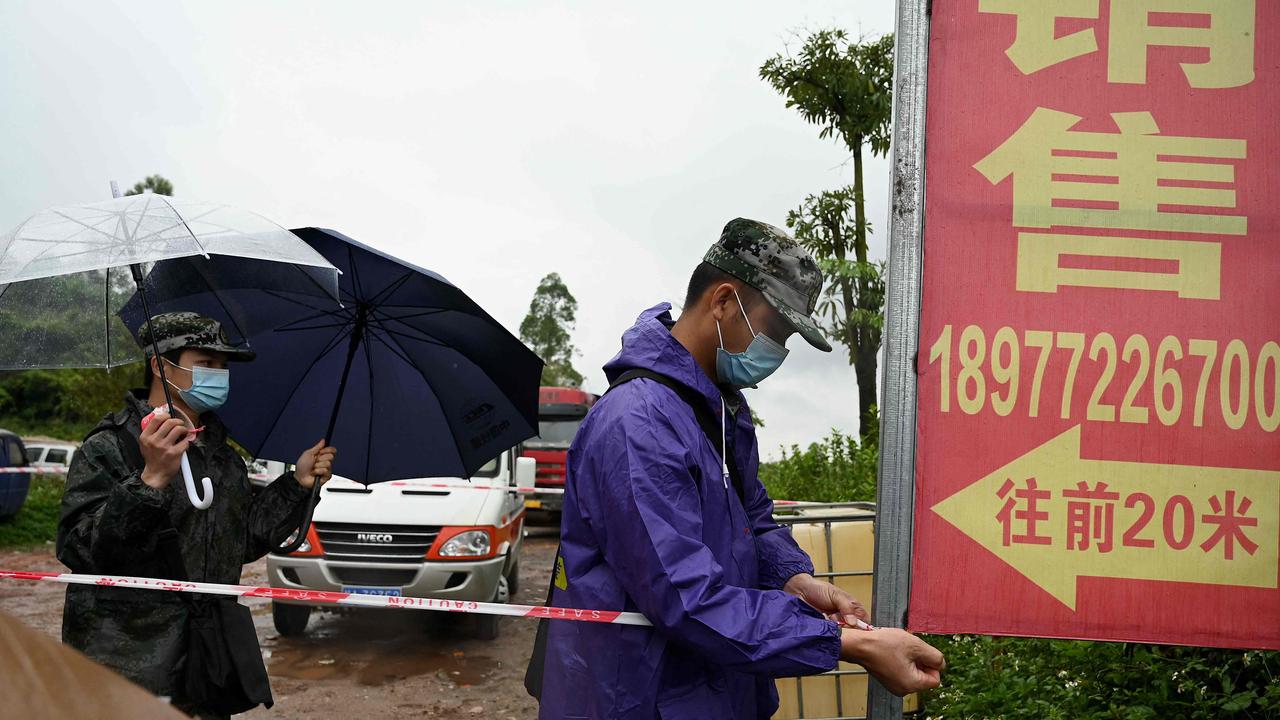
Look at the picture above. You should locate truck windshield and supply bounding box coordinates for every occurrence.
[527,418,584,449]
[474,456,499,477]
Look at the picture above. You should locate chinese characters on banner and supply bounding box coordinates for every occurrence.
[910,0,1279,648]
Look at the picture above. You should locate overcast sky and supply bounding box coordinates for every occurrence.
[0,0,897,459]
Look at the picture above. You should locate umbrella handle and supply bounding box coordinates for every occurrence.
[272,481,320,556]
[180,452,214,510]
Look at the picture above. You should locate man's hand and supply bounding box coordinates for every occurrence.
[783,573,869,627]
[294,440,337,489]
[138,414,191,490]
[842,628,945,696]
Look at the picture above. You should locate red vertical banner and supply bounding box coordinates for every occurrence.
[909,0,1280,649]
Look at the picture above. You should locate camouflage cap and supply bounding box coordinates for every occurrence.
[703,218,832,352]
[136,312,256,361]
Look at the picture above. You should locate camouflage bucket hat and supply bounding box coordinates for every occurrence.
[703,218,832,352]
[136,312,256,361]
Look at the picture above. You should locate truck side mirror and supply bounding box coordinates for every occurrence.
[515,456,537,490]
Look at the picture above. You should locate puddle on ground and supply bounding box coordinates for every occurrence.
[263,608,497,687]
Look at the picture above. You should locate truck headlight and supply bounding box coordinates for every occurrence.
[439,530,491,558]
[285,529,312,555]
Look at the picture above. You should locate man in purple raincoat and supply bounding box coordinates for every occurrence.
[535,219,944,718]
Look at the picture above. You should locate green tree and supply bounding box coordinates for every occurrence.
[124,174,174,196]
[761,30,894,439]
[785,190,885,438]
[519,272,584,388]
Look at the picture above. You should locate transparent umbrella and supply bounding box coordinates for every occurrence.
[0,185,340,509]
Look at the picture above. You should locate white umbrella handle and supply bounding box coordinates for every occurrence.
[109,181,215,511]
[180,452,214,509]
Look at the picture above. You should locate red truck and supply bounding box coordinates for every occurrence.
[521,386,597,520]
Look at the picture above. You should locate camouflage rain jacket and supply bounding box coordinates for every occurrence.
[56,390,310,696]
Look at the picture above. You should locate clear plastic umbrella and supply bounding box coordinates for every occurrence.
[0,184,340,509]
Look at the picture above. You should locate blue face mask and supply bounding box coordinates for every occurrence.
[166,359,230,414]
[715,290,789,390]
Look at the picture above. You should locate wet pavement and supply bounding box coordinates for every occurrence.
[0,528,560,719]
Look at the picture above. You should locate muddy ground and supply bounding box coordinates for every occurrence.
[0,528,560,719]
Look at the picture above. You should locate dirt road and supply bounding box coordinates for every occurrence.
[0,529,559,719]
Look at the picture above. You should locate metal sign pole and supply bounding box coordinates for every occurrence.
[868,0,931,717]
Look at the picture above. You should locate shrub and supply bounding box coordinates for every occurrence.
[922,634,1280,719]
[0,475,65,549]
[759,425,878,503]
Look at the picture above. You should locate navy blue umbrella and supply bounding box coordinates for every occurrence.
[122,228,543,552]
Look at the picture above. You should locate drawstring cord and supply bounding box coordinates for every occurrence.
[720,397,729,490]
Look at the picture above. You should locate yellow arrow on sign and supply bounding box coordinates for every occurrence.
[932,426,1279,610]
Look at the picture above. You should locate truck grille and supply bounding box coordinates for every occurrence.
[314,522,441,563]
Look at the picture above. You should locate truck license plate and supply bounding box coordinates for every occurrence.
[342,586,402,597]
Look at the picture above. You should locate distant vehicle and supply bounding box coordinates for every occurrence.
[266,447,536,640]
[0,430,31,520]
[247,458,288,489]
[521,386,598,519]
[24,442,78,472]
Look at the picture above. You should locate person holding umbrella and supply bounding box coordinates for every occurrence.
[57,312,338,719]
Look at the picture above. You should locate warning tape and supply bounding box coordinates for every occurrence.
[0,570,651,626]
[382,481,563,494]
[0,466,68,474]
[385,482,820,506]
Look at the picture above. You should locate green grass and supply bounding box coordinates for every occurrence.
[0,475,65,549]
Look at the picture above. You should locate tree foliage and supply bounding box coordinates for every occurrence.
[762,31,894,439]
[759,30,894,157]
[519,272,583,388]
[786,189,885,437]
[0,173,175,439]
[758,415,878,504]
[124,174,174,196]
[0,365,140,440]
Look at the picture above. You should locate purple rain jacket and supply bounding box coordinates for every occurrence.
[538,303,841,719]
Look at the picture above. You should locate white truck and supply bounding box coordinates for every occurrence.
[262,449,535,640]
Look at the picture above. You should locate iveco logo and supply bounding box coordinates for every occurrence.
[357,533,394,543]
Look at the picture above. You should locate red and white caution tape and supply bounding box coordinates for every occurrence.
[0,466,68,473]
[380,481,564,495]
[0,570,651,627]
[386,483,819,506]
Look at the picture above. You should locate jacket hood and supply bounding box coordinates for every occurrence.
[602,302,739,412]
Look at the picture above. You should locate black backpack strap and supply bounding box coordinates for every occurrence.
[525,368,748,702]
[523,545,562,700]
[83,411,144,472]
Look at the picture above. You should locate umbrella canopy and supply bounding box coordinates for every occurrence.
[122,227,543,483]
[0,191,342,510]
[0,193,339,369]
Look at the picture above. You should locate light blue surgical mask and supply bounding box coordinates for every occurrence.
[166,359,230,414]
[715,290,789,390]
